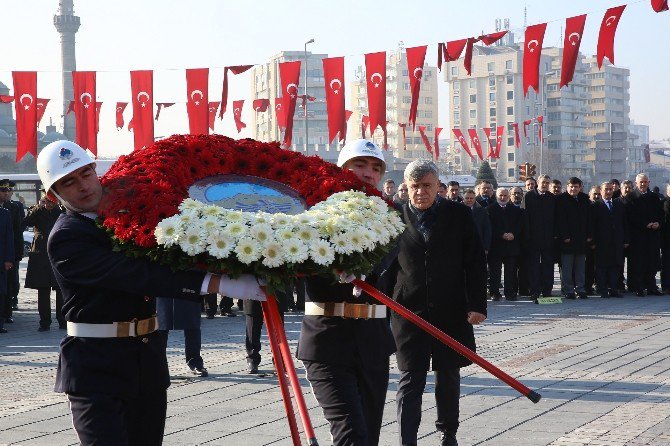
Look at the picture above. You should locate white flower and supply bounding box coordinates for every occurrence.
[277,227,297,241]
[178,213,195,226]
[271,213,292,227]
[250,223,273,245]
[261,241,285,268]
[235,237,261,264]
[253,212,271,224]
[295,214,314,225]
[330,233,355,254]
[225,210,245,223]
[154,216,182,247]
[224,222,247,237]
[202,205,223,217]
[296,227,319,243]
[348,228,367,252]
[284,239,309,263]
[179,198,202,213]
[310,239,335,266]
[198,216,221,232]
[206,231,235,259]
[179,226,207,256]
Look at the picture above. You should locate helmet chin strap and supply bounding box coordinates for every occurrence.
[51,190,88,214]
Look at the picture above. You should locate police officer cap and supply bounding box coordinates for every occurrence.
[0,179,13,191]
[337,139,386,172]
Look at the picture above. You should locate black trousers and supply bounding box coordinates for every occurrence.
[517,254,529,295]
[304,359,389,446]
[596,263,621,295]
[245,300,285,366]
[488,255,518,298]
[585,249,596,292]
[157,329,203,369]
[68,390,167,446]
[37,287,65,327]
[396,367,460,445]
[0,294,6,329]
[528,247,554,296]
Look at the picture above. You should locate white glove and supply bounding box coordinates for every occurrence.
[352,274,366,297]
[338,271,356,283]
[218,274,266,301]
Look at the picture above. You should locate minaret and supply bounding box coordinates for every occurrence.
[53,0,80,141]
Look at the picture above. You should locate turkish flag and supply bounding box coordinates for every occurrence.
[523,23,547,96]
[468,128,484,160]
[279,61,301,147]
[73,71,97,155]
[252,99,269,112]
[186,68,209,135]
[652,0,669,12]
[130,70,154,150]
[12,71,37,162]
[561,15,587,88]
[523,119,532,138]
[478,31,507,45]
[406,45,427,130]
[446,38,468,61]
[0,95,13,103]
[365,51,386,134]
[495,126,504,158]
[361,115,369,138]
[537,115,544,141]
[345,110,353,121]
[434,127,443,160]
[418,125,433,155]
[483,127,495,158]
[66,101,75,115]
[232,100,246,133]
[597,5,626,68]
[219,65,253,118]
[36,98,49,126]
[115,102,127,129]
[452,128,474,160]
[398,123,407,150]
[512,122,520,148]
[275,97,287,131]
[208,102,220,131]
[463,38,478,75]
[323,56,346,144]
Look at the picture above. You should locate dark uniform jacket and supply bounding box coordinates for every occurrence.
[24,204,64,289]
[1,200,24,262]
[591,199,628,267]
[47,211,206,397]
[521,189,555,250]
[470,203,492,252]
[626,189,663,272]
[475,195,493,208]
[391,199,487,371]
[556,192,592,254]
[0,208,14,295]
[487,202,526,258]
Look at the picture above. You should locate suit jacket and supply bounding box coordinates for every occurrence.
[0,208,14,295]
[521,189,555,250]
[556,192,592,254]
[1,200,24,262]
[487,202,526,257]
[626,189,663,270]
[591,199,628,266]
[391,199,487,371]
[47,211,206,397]
[23,204,64,289]
[470,203,492,252]
[475,195,493,208]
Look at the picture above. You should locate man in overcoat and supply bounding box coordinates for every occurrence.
[391,159,487,446]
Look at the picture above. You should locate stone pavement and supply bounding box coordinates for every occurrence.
[1,262,670,445]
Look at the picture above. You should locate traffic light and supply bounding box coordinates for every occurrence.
[528,164,537,178]
[518,163,528,181]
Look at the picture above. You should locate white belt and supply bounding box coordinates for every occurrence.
[66,316,158,338]
[304,302,386,319]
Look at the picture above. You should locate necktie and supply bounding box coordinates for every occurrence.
[606,200,612,211]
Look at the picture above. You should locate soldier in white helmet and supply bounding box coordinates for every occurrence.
[296,139,397,445]
[37,140,266,445]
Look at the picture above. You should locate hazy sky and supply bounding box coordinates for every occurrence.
[2,0,669,157]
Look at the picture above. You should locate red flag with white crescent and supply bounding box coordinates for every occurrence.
[186,68,209,135]
[652,0,669,12]
[36,98,49,126]
[12,71,37,162]
[323,56,346,144]
[73,71,97,155]
[418,125,433,155]
[495,126,504,158]
[232,100,246,133]
[279,61,301,147]
[452,128,474,160]
[468,128,484,160]
[597,5,626,68]
[483,127,495,158]
[275,97,287,131]
[406,45,427,130]
[398,123,407,150]
[130,70,154,150]
[561,15,587,88]
[115,102,127,129]
[478,31,507,45]
[523,23,547,96]
[252,99,269,112]
[365,51,386,134]
[219,65,254,118]
[434,127,443,160]
[512,122,521,148]
[208,101,220,131]
[361,115,369,139]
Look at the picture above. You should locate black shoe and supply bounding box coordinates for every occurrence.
[440,432,458,446]
[636,290,646,297]
[647,288,664,296]
[533,297,539,304]
[4,318,13,324]
[189,366,208,377]
[206,314,215,320]
[247,362,259,374]
[38,326,50,332]
[577,292,588,299]
[565,293,576,299]
[0,328,7,334]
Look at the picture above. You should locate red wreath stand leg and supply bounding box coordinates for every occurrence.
[352,280,542,404]
[262,293,319,446]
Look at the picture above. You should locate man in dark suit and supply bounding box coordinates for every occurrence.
[616,180,635,292]
[447,181,463,203]
[0,206,14,334]
[488,188,526,301]
[37,140,265,445]
[626,173,664,296]
[521,174,556,302]
[463,189,491,254]
[392,159,487,446]
[661,184,670,293]
[475,180,494,208]
[0,180,24,321]
[592,182,629,298]
[584,185,602,295]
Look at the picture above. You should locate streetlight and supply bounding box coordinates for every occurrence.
[304,38,315,151]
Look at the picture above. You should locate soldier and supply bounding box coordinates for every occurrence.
[37,140,266,445]
[0,179,24,320]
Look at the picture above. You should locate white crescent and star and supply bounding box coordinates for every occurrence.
[19,93,33,110]
[606,15,617,26]
[137,91,151,108]
[234,108,241,116]
[527,40,539,52]
[370,72,383,88]
[190,89,204,105]
[568,32,581,46]
[276,103,282,110]
[116,106,123,112]
[329,78,342,94]
[286,83,298,98]
[80,92,92,109]
[413,67,423,80]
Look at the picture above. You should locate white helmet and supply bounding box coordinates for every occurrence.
[337,139,386,172]
[37,140,95,194]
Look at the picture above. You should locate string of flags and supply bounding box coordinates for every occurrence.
[1,1,667,162]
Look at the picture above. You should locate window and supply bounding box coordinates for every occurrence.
[469,79,476,88]
[403,82,410,90]
[490,108,496,117]
[426,124,433,131]
[489,92,496,101]
[423,97,433,104]
[507,91,513,100]
[506,75,513,84]
[453,95,460,104]
[507,152,515,162]
[489,78,495,87]
[508,168,515,177]
[451,66,458,76]
[469,109,477,118]
[469,94,476,103]
[424,110,433,118]
[505,60,513,70]
[403,96,412,104]
[507,106,514,115]
[508,137,514,146]
[402,69,409,76]
[453,111,460,121]
[487,62,495,72]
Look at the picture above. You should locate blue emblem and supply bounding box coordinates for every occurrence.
[59,147,73,160]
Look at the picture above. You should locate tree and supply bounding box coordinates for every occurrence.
[475,160,498,188]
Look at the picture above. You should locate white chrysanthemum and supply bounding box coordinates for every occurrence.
[253,212,271,224]
[225,210,245,223]
[330,233,355,254]
[346,212,365,224]
[235,237,262,264]
[224,222,247,237]
[250,223,273,244]
[179,198,203,213]
[360,228,377,250]
[369,221,390,244]
[198,216,221,232]
[201,205,223,217]
[310,239,335,266]
[154,215,182,247]
[261,241,284,268]
[284,239,309,263]
[295,214,314,225]
[277,227,297,241]
[271,213,292,227]
[179,226,207,256]
[348,228,367,252]
[206,231,235,259]
[296,226,319,243]
[178,213,195,226]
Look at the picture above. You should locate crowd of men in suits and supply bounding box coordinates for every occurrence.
[390,172,668,302]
